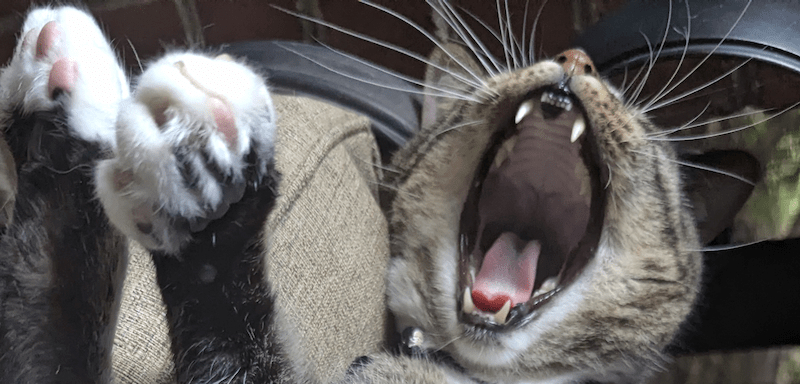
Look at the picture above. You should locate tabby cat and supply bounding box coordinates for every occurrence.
[0,3,756,384]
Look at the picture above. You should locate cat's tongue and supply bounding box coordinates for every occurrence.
[472,232,540,313]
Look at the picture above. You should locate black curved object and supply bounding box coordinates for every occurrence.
[673,240,800,354]
[222,40,420,158]
[574,0,800,75]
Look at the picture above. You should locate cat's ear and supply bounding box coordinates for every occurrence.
[682,150,759,244]
[421,11,487,130]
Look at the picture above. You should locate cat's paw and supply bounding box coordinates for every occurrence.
[96,52,276,254]
[342,353,477,384]
[0,6,128,145]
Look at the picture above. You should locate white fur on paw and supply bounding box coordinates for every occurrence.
[0,6,129,146]
[96,52,275,254]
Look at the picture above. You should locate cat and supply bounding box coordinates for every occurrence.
[0,2,759,384]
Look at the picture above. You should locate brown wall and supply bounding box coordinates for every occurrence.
[0,1,625,79]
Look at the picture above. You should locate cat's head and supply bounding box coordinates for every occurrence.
[382,5,755,382]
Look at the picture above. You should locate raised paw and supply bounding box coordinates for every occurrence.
[0,6,128,146]
[96,52,276,253]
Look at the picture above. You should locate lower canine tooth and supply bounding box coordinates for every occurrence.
[570,115,586,143]
[494,300,512,325]
[492,136,518,169]
[463,287,476,314]
[534,277,558,297]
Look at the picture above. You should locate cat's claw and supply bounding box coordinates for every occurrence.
[0,6,128,146]
[96,52,276,254]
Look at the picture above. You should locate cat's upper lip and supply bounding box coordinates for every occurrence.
[457,87,606,330]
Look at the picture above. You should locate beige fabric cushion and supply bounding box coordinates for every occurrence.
[111,94,390,383]
[112,243,174,384]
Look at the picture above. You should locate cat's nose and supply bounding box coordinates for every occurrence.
[555,49,595,77]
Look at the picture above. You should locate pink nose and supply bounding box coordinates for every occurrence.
[555,49,595,77]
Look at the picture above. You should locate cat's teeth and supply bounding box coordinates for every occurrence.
[515,100,535,124]
[492,136,518,169]
[541,92,573,111]
[533,277,558,297]
[570,115,586,143]
[463,287,476,314]
[494,300,512,325]
[462,287,512,324]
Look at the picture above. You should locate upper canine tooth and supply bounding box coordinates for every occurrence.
[494,300,512,325]
[570,115,586,143]
[515,100,535,124]
[463,287,476,314]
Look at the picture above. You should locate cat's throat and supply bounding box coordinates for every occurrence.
[458,89,605,329]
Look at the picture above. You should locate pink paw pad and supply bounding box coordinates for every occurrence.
[33,21,78,98]
[209,97,238,147]
[48,58,78,98]
[35,21,60,59]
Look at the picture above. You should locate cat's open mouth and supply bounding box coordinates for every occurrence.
[458,86,606,330]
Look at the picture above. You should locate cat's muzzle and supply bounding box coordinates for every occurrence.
[457,86,606,331]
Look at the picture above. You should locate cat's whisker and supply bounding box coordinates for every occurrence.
[432,334,464,352]
[456,5,508,71]
[496,0,512,71]
[627,32,657,107]
[368,180,422,200]
[631,149,756,186]
[647,102,711,138]
[126,38,143,74]
[434,119,485,139]
[638,0,692,110]
[44,164,91,175]
[695,238,775,253]
[431,0,503,76]
[272,5,486,91]
[353,155,403,175]
[643,58,752,113]
[621,63,653,109]
[648,100,800,142]
[501,0,523,70]
[642,0,753,111]
[641,78,732,112]
[649,105,771,138]
[528,0,548,64]
[520,0,531,67]
[276,43,479,102]
[358,1,489,88]
[279,41,479,102]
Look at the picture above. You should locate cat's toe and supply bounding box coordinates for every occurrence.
[96,52,276,253]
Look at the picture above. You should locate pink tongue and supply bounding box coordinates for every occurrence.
[471,232,540,313]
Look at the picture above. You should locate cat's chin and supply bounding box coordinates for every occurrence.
[456,86,607,333]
